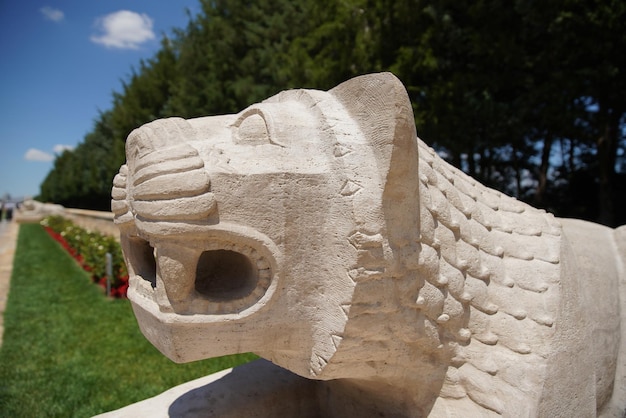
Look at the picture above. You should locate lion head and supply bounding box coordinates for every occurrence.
[111,73,421,380]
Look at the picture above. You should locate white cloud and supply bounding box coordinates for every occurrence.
[40,7,64,22]
[53,144,74,154]
[24,148,54,162]
[90,10,155,49]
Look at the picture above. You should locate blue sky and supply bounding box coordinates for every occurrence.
[0,1,201,200]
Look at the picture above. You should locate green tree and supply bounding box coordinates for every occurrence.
[40,38,179,209]
[283,0,379,89]
[38,0,625,226]
[109,37,179,139]
[170,0,312,117]
[39,112,121,210]
[552,0,626,225]
[389,0,625,225]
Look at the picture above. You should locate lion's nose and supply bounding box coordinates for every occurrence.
[126,117,196,158]
[121,118,218,223]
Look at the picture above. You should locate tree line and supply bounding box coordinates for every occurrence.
[39,0,626,226]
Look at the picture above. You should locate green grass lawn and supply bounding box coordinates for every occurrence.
[0,224,256,417]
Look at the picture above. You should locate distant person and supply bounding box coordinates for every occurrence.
[4,202,14,221]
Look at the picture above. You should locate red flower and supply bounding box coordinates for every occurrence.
[44,225,128,299]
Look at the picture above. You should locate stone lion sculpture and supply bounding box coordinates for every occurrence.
[109,73,626,417]
[15,199,64,223]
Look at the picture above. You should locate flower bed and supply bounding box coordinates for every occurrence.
[41,216,129,297]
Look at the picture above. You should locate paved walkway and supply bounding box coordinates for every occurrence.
[0,220,19,348]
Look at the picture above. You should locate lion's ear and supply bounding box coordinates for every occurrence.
[331,73,420,249]
[330,72,417,167]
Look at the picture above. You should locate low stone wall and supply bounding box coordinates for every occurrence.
[63,208,118,238]
[14,201,118,238]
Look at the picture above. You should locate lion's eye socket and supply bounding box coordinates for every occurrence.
[235,113,270,145]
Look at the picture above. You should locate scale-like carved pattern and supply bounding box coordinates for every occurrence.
[414,140,562,415]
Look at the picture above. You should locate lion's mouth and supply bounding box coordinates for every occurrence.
[124,227,277,316]
[191,241,273,314]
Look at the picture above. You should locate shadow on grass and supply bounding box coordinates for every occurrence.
[0,224,256,417]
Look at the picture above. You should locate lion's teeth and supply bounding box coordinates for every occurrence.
[155,244,199,305]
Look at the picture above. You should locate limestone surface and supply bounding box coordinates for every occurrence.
[108,73,626,417]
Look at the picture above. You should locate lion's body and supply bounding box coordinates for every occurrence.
[109,73,626,417]
[412,139,625,416]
